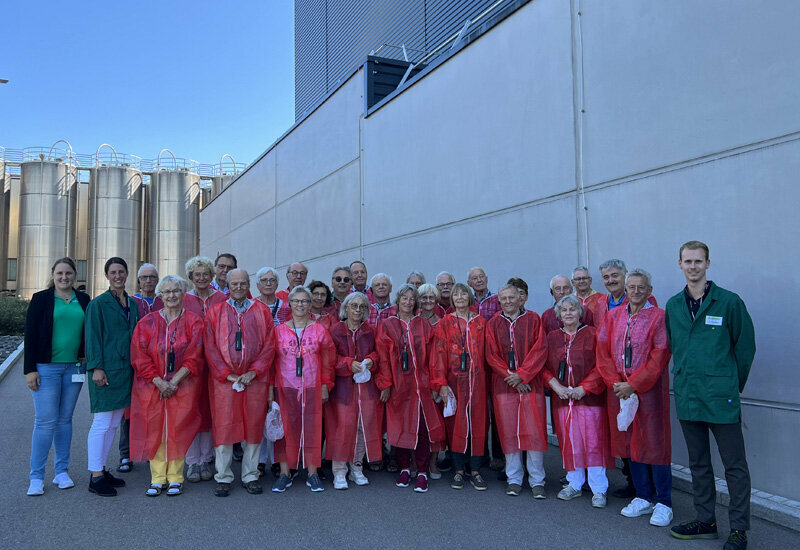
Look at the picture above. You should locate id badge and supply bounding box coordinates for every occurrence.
[167,351,175,373]
[460,351,468,372]
[235,330,242,351]
[401,350,409,372]
[624,346,632,370]
[72,373,86,383]
[508,349,516,371]
[296,356,303,377]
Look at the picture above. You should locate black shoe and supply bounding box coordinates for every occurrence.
[89,475,117,497]
[232,443,243,462]
[669,520,719,540]
[103,470,126,488]
[271,463,281,478]
[214,482,231,497]
[243,480,263,494]
[723,530,747,550]
[317,469,326,481]
[612,484,636,499]
[257,463,266,478]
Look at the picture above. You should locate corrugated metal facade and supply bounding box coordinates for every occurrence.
[294,0,498,120]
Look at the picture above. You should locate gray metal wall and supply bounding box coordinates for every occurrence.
[294,0,498,119]
[205,0,800,499]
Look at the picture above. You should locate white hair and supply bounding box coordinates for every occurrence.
[369,272,392,287]
[549,275,571,289]
[599,259,627,273]
[155,275,188,295]
[406,271,425,284]
[436,271,455,282]
[625,268,653,288]
[137,263,158,278]
[256,266,279,280]
[571,265,590,279]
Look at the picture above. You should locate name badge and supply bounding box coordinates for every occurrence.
[705,315,723,326]
[72,374,86,383]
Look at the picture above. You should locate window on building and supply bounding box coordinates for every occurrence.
[7,258,17,282]
[77,260,87,282]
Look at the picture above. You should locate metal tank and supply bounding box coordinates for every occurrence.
[0,160,7,288]
[17,143,78,299]
[210,154,244,198]
[87,144,143,297]
[148,150,200,278]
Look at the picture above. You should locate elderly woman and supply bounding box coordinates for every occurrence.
[376,284,447,493]
[434,283,488,491]
[325,292,383,489]
[24,257,91,496]
[406,271,426,288]
[130,276,204,496]
[182,256,227,482]
[417,283,441,326]
[545,295,612,508]
[596,269,672,527]
[84,257,139,497]
[255,266,290,326]
[308,280,337,329]
[271,286,336,493]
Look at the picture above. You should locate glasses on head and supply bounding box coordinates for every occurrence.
[290,299,311,305]
[436,282,454,288]
[333,276,351,283]
[160,288,182,295]
[259,278,278,285]
[229,282,248,289]
[288,270,307,277]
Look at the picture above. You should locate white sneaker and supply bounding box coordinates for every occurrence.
[333,473,348,490]
[348,471,369,486]
[52,473,75,489]
[591,492,607,508]
[649,503,673,526]
[27,479,44,496]
[621,497,654,517]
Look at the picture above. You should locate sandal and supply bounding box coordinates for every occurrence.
[368,461,384,472]
[386,457,399,473]
[145,484,162,497]
[167,482,182,496]
[117,459,132,473]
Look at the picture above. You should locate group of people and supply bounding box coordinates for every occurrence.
[23,240,755,550]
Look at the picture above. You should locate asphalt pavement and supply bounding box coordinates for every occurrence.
[1,359,796,550]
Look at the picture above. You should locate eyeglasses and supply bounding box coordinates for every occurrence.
[288,270,307,277]
[229,283,248,289]
[311,292,328,299]
[626,285,650,293]
[436,282,454,288]
[160,288,182,295]
[139,275,158,281]
[290,299,310,305]
[333,276,351,283]
[216,264,235,271]
[259,278,278,284]
[347,304,368,311]
[573,277,590,282]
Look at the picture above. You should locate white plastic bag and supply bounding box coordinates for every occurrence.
[443,395,457,418]
[617,393,639,431]
[353,360,372,384]
[265,402,284,441]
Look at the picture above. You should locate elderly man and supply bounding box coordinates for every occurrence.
[596,269,672,527]
[367,273,396,327]
[572,266,602,312]
[330,266,353,315]
[275,262,308,302]
[435,271,456,317]
[666,241,755,550]
[541,275,594,333]
[593,259,657,328]
[133,263,163,315]
[350,260,376,303]
[486,284,549,498]
[210,253,237,294]
[204,269,276,497]
[468,267,500,320]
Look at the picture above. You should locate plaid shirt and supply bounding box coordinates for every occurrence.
[367,302,397,328]
[475,291,501,320]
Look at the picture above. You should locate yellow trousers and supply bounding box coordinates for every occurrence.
[150,440,185,485]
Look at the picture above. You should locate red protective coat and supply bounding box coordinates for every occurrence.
[578,292,603,314]
[485,311,549,454]
[310,311,337,331]
[595,304,672,465]
[275,288,290,302]
[273,322,336,468]
[255,296,291,326]
[545,326,614,471]
[541,306,594,334]
[130,310,205,461]
[183,289,228,431]
[204,300,275,446]
[375,316,446,450]
[593,294,658,328]
[433,314,488,456]
[325,321,383,463]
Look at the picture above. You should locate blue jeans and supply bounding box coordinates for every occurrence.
[630,460,672,507]
[29,363,84,480]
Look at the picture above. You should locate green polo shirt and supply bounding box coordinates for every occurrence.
[51,292,85,363]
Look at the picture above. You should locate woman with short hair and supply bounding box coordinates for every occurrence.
[255,266,291,326]
[417,283,441,326]
[308,280,337,330]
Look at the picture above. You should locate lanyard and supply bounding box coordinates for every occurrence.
[165,310,183,373]
[622,307,640,376]
[456,313,471,371]
[501,313,518,371]
[397,316,410,371]
[560,330,576,385]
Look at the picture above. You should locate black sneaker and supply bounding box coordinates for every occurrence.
[470,473,488,491]
[213,482,231,497]
[306,473,324,492]
[670,520,719,540]
[103,470,126,488]
[272,474,292,493]
[450,473,465,490]
[243,480,263,495]
[723,530,747,550]
[88,475,117,497]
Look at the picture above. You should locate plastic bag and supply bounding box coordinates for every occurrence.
[265,402,284,441]
[443,395,457,418]
[353,361,372,384]
[617,393,639,431]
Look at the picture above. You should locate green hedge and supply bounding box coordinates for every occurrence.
[0,297,29,336]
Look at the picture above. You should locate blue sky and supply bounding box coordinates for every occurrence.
[0,1,295,168]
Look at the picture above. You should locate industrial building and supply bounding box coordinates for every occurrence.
[199,0,800,505]
[0,143,244,298]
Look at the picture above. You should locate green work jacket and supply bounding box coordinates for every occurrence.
[664,282,755,424]
[84,290,139,413]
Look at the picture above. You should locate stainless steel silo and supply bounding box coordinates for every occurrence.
[148,167,200,278]
[17,158,78,298]
[0,163,7,288]
[88,164,143,297]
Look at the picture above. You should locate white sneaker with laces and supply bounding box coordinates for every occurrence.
[649,503,673,526]
[348,471,369,486]
[621,497,654,517]
[591,492,607,508]
[27,479,44,496]
[52,472,75,489]
[333,473,348,490]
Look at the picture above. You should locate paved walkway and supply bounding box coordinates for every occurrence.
[1,359,795,549]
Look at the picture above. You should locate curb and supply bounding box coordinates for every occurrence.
[0,342,23,383]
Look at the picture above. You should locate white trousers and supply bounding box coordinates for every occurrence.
[332,416,366,476]
[505,451,545,487]
[87,409,124,472]
[566,466,608,494]
[186,431,214,465]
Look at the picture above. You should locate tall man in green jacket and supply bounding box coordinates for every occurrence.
[665,241,755,550]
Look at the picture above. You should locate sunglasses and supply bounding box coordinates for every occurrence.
[334,276,351,283]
